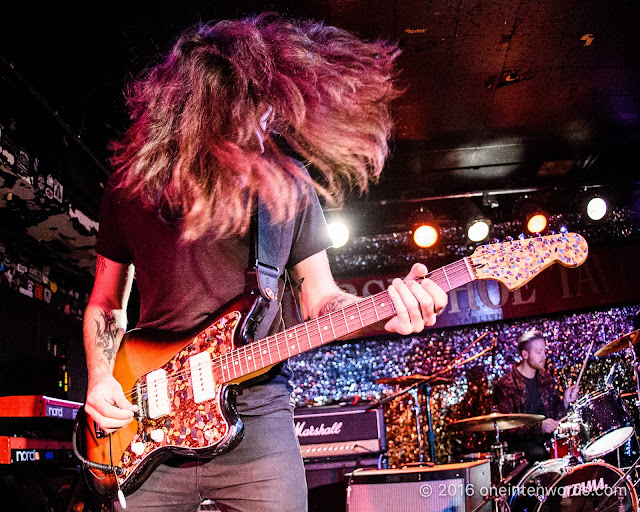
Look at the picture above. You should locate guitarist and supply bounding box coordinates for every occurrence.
[83,15,448,512]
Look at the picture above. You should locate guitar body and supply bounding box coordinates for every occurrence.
[81,290,267,497]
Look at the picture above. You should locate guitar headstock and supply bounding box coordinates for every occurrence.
[469,232,588,291]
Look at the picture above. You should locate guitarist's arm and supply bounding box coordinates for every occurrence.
[83,255,138,433]
[291,251,447,336]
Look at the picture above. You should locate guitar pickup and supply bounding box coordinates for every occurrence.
[189,351,216,403]
[146,369,171,419]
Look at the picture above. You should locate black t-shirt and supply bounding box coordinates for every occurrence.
[524,376,546,416]
[95,162,333,414]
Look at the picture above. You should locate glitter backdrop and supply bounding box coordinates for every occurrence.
[290,304,640,467]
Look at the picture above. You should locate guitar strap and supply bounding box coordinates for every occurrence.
[249,196,290,343]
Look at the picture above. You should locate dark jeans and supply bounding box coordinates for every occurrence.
[111,409,307,512]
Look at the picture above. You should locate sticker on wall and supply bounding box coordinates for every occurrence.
[19,279,34,298]
[0,139,16,168]
[50,281,58,293]
[34,283,44,300]
[16,148,30,178]
[43,287,52,303]
[53,180,63,203]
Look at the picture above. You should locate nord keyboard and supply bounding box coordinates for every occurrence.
[0,395,82,420]
[0,436,75,465]
[294,404,386,459]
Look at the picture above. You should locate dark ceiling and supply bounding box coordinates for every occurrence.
[1,0,639,240]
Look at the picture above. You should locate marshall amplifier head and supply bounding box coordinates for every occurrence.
[293,404,387,460]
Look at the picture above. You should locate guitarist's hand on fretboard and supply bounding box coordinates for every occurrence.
[384,263,448,335]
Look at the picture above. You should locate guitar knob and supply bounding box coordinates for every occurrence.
[131,442,145,455]
[150,429,165,443]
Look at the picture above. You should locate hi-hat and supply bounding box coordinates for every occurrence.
[448,412,545,432]
[595,330,640,357]
[376,374,455,387]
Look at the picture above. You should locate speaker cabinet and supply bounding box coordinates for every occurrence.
[346,461,491,512]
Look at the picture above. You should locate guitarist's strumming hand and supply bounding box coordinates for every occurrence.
[83,256,138,434]
[85,371,139,434]
[384,263,448,335]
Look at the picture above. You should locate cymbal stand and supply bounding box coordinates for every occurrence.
[408,386,427,465]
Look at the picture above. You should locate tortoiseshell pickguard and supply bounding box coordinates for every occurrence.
[118,310,241,482]
[471,233,588,289]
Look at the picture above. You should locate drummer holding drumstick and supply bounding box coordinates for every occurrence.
[494,329,580,462]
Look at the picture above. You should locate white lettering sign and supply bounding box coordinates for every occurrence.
[294,421,343,437]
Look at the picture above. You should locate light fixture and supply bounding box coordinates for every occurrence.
[518,197,549,234]
[412,207,439,248]
[461,200,491,242]
[327,221,350,248]
[467,219,491,242]
[526,212,548,234]
[586,196,607,221]
[413,225,439,248]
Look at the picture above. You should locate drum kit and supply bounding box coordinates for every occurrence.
[376,328,640,512]
[446,328,640,512]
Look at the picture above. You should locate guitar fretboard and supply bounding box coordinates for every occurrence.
[213,257,477,383]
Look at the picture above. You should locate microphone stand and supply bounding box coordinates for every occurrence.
[368,332,492,465]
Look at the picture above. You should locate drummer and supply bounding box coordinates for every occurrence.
[494,329,580,462]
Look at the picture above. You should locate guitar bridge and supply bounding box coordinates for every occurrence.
[132,381,147,420]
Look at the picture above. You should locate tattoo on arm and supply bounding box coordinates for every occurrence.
[291,276,305,294]
[318,293,356,317]
[96,255,107,276]
[94,311,118,362]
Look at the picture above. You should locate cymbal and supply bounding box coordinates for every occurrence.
[595,329,640,357]
[376,374,455,387]
[448,412,545,432]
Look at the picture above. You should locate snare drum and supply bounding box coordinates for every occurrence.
[509,459,638,512]
[574,388,634,459]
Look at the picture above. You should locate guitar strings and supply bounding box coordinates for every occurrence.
[120,259,476,401]
[119,236,576,402]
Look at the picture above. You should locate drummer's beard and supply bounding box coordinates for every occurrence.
[528,357,546,372]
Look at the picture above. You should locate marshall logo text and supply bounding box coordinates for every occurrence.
[295,421,343,438]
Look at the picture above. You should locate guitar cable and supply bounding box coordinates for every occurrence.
[72,417,129,508]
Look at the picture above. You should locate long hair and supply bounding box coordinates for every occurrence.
[110,14,401,241]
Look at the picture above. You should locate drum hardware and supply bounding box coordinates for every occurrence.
[372,373,455,465]
[450,411,544,489]
[469,456,530,512]
[509,459,639,512]
[372,332,491,465]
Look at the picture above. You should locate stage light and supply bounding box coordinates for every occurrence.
[586,197,607,220]
[526,213,548,234]
[460,199,491,242]
[411,207,439,248]
[467,219,491,242]
[413,225,439,248]
[327,221,350,248]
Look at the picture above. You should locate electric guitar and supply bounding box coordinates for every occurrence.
[77,232,588,496]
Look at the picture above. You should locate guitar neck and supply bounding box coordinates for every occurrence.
[215,257,476,384]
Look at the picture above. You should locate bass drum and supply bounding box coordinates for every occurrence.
[509,459,638,512]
